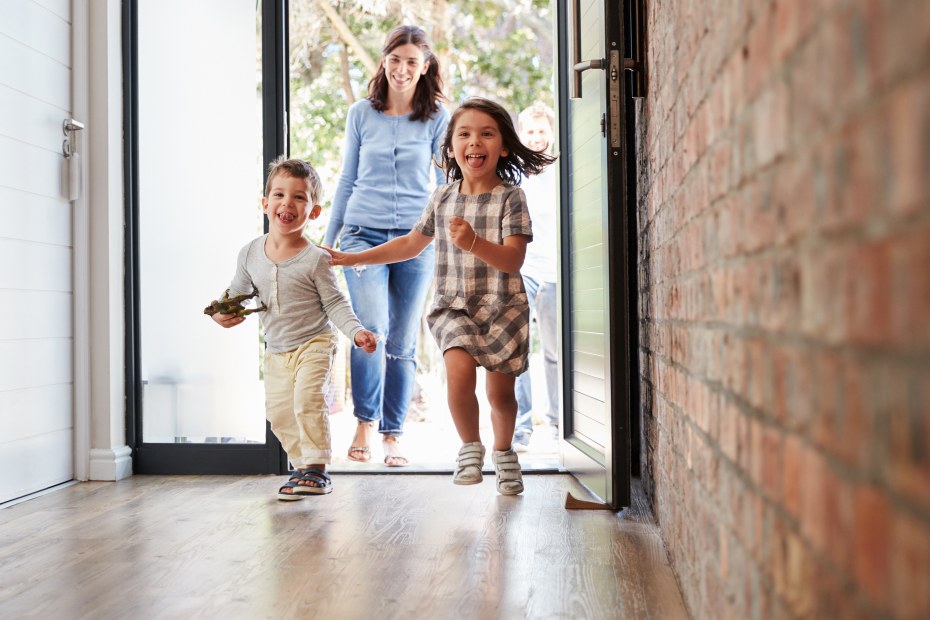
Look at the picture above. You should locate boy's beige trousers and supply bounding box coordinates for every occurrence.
[263,332,339,469]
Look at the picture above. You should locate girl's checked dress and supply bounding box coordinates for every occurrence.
[413,180,532,376]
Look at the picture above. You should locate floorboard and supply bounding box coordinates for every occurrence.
[0,474,688,620]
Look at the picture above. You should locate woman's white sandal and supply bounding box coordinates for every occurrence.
[491,448,524,495]
[382,436,409,467]
[453,441,486,485]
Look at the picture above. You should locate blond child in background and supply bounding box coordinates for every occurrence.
[513,101,561,451]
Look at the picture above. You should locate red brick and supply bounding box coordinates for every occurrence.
[746,338,770,412]
[799,245,848,342]
[800,447,828,554]
[835,357,870,470]
[770,513,789,600]
[772,155,817,246]
[772,345,791,425]
[822,467,854,574]
[753,493,766,564]
[720,400,739,464]
[744,3,775,98]
[814,352,841,452]
[772,0,801,63]
[844,239,893,347]
[736,403,752,473]
[782,434,803,520]
[761,255,801,333]
[719,523,729,581]
[891,510,930,619]
[853,484,891,608]
[827,8,865,108]
[874,0,930,90]
[750,416,765,489]
[825,122,880,233]
[784,530,815,618]
[754,79,789,167]
[723,333,746,397]
[891,230,930,349]
[886,368,930,512]
[762,426,784,502]
[788,22,832,142]
[639,1,930,618]
[886,68,930,216]
[741,179,776,254]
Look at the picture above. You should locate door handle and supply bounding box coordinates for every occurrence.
[62,118,85,159]
[571,0,606,99]
[63,118,85,200]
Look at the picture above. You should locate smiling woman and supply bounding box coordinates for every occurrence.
[320,25,449,468]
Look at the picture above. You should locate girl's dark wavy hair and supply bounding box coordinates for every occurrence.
[441,97,558,186]
[368,25,445,123]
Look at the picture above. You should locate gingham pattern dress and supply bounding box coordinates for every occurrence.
[414,180,533,376]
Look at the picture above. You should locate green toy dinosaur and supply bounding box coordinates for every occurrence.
[203,289,267,317]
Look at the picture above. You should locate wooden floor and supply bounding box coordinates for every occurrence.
[0,474,689,620]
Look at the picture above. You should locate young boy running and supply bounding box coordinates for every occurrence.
[210,156,377,499]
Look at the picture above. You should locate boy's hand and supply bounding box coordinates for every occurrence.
[321,246,358,267]
[354,330,378,353]
[449,216,477,251]
[211,312,245,328]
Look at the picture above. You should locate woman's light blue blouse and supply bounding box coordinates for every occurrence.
[323,98,450,247]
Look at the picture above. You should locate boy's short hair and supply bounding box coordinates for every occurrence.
[518,101,555,132]
[264,156,322,204]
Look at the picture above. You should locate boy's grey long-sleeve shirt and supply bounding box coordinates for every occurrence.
[227,235,364,353]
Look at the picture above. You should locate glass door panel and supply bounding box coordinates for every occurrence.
[135,1,267,454]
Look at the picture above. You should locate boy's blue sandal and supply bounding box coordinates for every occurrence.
[277,468,333,500]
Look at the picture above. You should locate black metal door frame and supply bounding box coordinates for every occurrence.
[556,0,643,509]
[124,0,289,474]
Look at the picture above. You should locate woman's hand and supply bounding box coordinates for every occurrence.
[354,329,379,353]
[449,216,477,251]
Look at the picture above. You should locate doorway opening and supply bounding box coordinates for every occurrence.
[285,1,561,473]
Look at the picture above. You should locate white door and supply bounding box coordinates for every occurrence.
[0,0,76,503]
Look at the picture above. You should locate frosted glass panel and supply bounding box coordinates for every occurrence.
[138,0,265,443]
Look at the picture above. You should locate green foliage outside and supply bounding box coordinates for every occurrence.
[281,0,555,224]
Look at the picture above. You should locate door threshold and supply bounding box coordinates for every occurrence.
[329,459,562,475]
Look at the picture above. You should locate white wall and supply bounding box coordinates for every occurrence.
[85,0,130,481]
[0,0,76,502]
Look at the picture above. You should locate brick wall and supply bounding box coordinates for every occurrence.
[636,0,930,618]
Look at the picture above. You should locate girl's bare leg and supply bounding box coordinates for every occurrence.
[485,371,518,451]
[443,348,480,443]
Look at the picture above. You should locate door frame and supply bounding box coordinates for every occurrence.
[73,0,91,482]
[124,0,289,474]
[556,0,640,509]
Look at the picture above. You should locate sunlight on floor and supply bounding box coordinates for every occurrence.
[328,352,561,472]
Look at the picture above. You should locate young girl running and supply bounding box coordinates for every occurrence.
[325,97,556,494]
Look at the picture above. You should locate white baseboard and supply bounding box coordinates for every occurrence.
[88,445,133,481]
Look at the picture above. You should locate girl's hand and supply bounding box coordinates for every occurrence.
[321,246,357,267]
[449,216,477,251]
[354,330,378,353]
[211,312,245,328]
